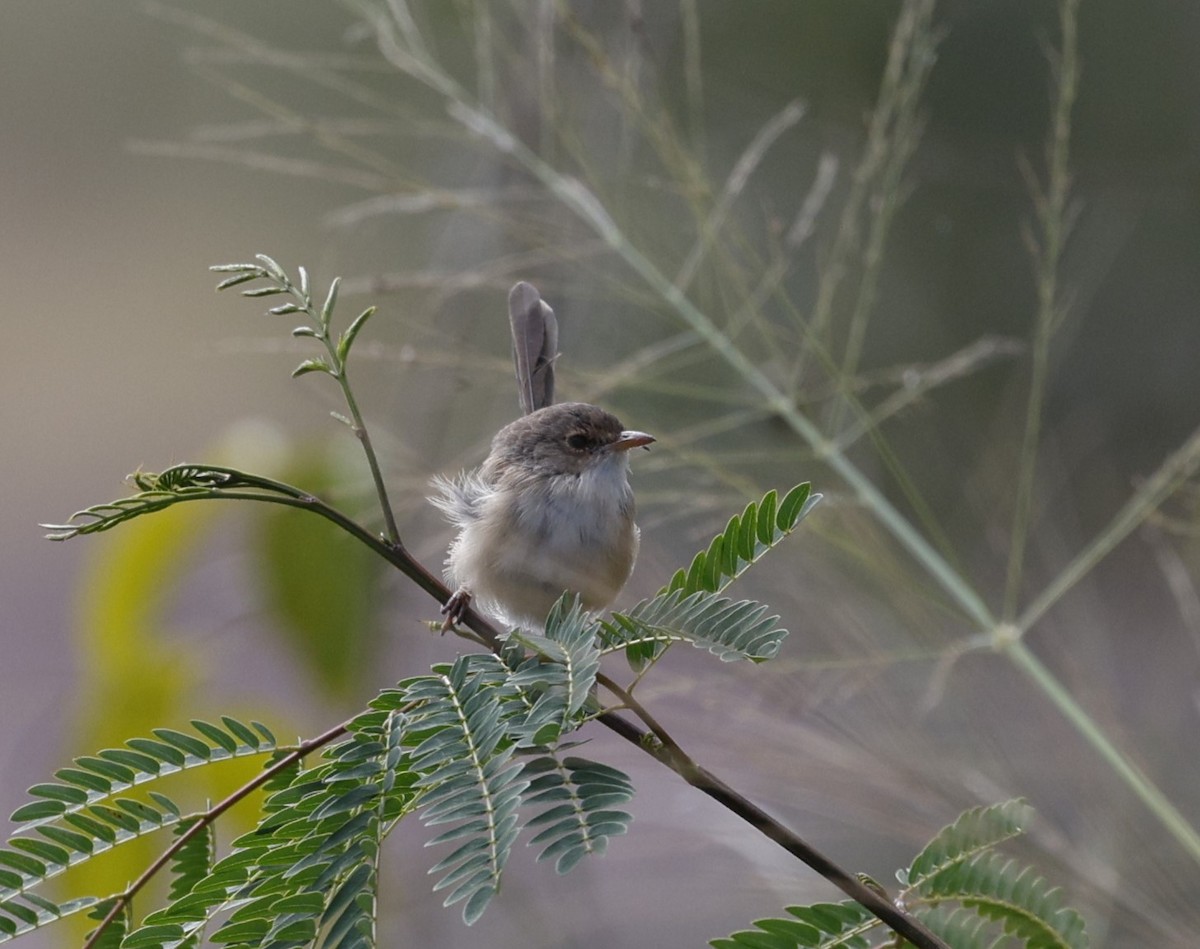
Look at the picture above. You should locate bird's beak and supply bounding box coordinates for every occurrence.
[613,431,655,452]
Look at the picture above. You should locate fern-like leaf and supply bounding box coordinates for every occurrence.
[916,905,1002,949]
[0,895,102,944]
[713,800,1088,949]
[905,801,1087,948]
[405,657,529,925]
[664,483,818,597]
[489,642,568,748]
[608,484,814,668]
[9,720,273,832]
[41,490,212,540]
[128,711,411,949]
[0,720,275,920]
[709,900,876,948]
[83,898,128,949]
[600,589,787,662]
[167,819,214,902]
[522,756,634,873]
[321,861,376,949]
[904,798,1034,891]
[920,852,1088,949]
[507,596,602,739]
[42,465,302,540]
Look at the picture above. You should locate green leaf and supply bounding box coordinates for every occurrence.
[62,813,117,843]
[209,917,268,944]
[0,850,46,876]
[665,483,818,598]
[907,799,1034,889]
[917,850,1088,949]
[8,801,65,825]
[74,756,135,784]
[523,756,633,873]
[241,285,288,298]
[220,716,265,749]
[776,482,812,530]
[127,715,401,949]
[256,451,383,700]
[168,819,214,902]
[27,783,88,806]
[321,862,376,948]
[97,748,160,773]
[507,596,601,727]
[152,728,213,760]
[601,590,787,662]
[35,826,94,856]
[255,253,286,280]
[126,738,187,767]
[320,275,340,326]
[335,305,376,364]
[114,798,167,825]
[121,922,186,948]
[406,658,528,924]
[899,800,1088,949]
[914,905,998,949]
[292,357,334,378]
[710,901,875,948]
[88,804,141,833]
[52,768,112,795]
[8,839,69,866]
[213,271,260,291]
[189,720,238,754]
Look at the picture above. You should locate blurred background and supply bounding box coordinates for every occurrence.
[3,1,1200,945]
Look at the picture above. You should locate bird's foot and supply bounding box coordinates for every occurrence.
[440,588,472,633]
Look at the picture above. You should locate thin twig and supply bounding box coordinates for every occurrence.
[673,99,806,294]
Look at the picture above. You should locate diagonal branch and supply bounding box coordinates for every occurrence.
[69,468,945,946]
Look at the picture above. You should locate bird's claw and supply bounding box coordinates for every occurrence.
[440,589,472,633]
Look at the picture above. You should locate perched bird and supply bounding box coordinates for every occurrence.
[431,283,653,629]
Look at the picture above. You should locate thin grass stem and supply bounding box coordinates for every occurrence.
[1003,0,1081,620]
[1002,637,1200,864]
[1017,424,1200,635]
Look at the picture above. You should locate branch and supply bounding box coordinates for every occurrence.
[593,710,947,948]
[52,468,943,946]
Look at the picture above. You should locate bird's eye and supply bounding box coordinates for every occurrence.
[566,433,590,451]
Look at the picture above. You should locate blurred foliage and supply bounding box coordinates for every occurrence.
[257,446,386,700]
[65,500,274,943]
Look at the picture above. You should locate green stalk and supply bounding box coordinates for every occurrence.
[1003,637,1200,863]
[1017,423,1200,634]
[332,364,401,545]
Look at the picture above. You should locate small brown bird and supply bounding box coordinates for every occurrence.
[431,283,653,629]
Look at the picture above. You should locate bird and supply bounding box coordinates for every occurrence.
[430,283,653,630]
